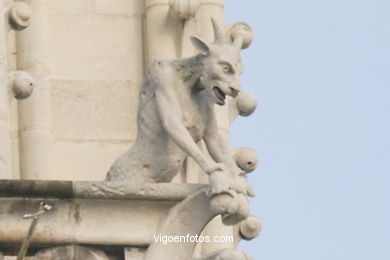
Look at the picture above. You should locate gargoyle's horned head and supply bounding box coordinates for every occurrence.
[191,18,244,106]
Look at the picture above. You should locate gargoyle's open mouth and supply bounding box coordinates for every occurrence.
[213,87,226,105]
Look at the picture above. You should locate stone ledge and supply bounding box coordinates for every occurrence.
[0,180,207,201]
[0,181,208,254]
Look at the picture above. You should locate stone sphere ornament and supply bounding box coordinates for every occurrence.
[9,3,32,31]
[225,22,254,49]
[239,215,262,240]
[233,147,259,173]
[169,0,200,20]
[236,91,257,117]
[10,71,35,100]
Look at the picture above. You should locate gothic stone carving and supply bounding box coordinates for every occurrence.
[8,71,35,100]
[106,19,253,201]
[8,2,32,31]
[144,189,253,260]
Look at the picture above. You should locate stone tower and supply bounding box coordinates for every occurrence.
[0,0,261,259]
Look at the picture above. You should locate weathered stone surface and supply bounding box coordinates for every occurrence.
[0,179,205,200]
[73,182,206,200]
[0,180,73,198]
[0,197,174,251]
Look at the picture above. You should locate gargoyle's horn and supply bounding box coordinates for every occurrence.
[233,34,244,50]
[211,18,225,44]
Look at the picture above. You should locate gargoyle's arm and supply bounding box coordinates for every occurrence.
[204,110,242,176]
[154,79,218,174]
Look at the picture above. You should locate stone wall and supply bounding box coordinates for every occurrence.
[48,0,144,180]
[2,0,228,182]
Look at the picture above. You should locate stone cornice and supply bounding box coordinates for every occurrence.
[0,180,207,201]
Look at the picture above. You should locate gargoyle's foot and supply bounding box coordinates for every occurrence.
[208,171,236,197]
[208,171,251,225]
[195,248,252,260]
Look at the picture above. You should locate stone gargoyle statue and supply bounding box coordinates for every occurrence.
[105,19,254,213]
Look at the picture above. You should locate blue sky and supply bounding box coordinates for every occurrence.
[225,0,390,259]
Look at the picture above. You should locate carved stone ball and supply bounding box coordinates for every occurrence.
[215,249,252,260]
[209,193,238,216]
[9,3,32,30]
[225,22,254,49]
[221,193,250,225]
[233,147,258,173]
[169,0,200,20]
[12,71,35,100]
[236,91,257,117]
[239,215,262,240]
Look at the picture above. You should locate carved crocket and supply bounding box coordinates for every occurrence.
[105,19,253,197]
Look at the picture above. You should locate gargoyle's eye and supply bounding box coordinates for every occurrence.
[220,63,234,74]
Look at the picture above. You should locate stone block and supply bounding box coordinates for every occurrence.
[52,141,131,181]
[94,80,139,140]
[49,0,94,15]
[51,80,99,140]
[49,14,143,81]
[95,0,130,15]
[51,80,139,141]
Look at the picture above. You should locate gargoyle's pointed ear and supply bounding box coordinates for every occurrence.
[190,36,210,55]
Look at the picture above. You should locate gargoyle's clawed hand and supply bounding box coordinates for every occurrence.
[209,171,239,196]
[208,169,254,198]
[230,173,256,197]
[203,162,229,176]
[208,170,235,197]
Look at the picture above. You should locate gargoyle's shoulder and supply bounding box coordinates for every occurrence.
[149,59,174,74]
[145,60,176,88]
